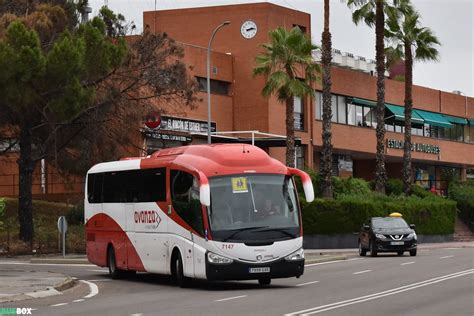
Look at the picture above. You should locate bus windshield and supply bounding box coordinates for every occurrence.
[208,174,300,242]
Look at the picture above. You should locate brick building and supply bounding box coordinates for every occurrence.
[1,2,473,198]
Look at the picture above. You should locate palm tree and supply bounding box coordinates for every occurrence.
[347,0,394,193]
[253,27,318,167]
[385,0,440,195]
[320,0,334,198]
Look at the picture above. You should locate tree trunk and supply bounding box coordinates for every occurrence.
[403,43,413,195]
[320,0,333,199]
[18,124,35,243]
[374,0,387,194]
[285,96,295,167]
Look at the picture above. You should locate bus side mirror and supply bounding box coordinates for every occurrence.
[200,183,210,207]
[288,168,315,203]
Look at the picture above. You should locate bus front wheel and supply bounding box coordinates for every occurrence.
[172,251,189,288]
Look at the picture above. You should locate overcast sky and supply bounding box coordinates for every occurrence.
[88,0,473,96]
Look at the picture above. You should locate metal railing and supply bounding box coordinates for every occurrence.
[0,173,84,196]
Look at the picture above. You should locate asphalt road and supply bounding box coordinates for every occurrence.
[0,247,473,316]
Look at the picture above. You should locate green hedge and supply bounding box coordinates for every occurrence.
[449,181,474,230]
[302,194,456,235]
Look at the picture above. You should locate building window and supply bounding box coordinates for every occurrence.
[296,146,305,169]
[315,91,322,120]
[196,77,230,95]
[337,96,347,124]
[0,138,19,152]
[294,96,305,130]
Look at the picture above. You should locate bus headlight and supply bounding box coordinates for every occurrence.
[207,252,233,264]
[285,248,305,261]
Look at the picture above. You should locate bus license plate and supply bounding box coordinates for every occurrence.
[390,241,404,245]
[249,267,270,273]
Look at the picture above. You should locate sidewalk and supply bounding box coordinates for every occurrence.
[0,268,75,303]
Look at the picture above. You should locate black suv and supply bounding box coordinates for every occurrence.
[359,216,417,257]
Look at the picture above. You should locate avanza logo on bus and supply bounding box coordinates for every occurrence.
[134,210,161,229]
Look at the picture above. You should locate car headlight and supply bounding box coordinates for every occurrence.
[375,233,387,240]
[407,232,417,240]
[285,248,305,261]
[207,252,233,264]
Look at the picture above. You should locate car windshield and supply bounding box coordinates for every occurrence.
[208,174,300,241]
[372,217,409,229]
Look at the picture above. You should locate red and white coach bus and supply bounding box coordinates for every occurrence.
[85,144,314,286]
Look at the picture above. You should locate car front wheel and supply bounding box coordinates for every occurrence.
[410,249,417,256]
[358,241,367,256]
[369,241,377,257]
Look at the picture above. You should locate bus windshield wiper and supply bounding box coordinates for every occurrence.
[253,227,297,238]
[222,226,269,242]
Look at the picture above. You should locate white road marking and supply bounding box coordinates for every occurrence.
[80,280,99,299]
[400,261,415,265]
[130,314,143,316]
[0,261,96,267]
[87,269,109,273]
[305,258,362,267]
[352,270,371,275]
[72,299,85,303]
[296,281,320,287]
[442,248,461,250]
[440,255,454,259]
[51,303,68,307]
[214,295,248,302]
[285,268,474,315]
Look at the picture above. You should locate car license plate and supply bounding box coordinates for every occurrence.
[249,267,270,273]
[391,241,404,245]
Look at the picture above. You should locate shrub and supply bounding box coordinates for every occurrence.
[333,177,371,198]
[66,201,84,225]
[410,184,433,198]
[0,198,5,230]
[302,194,456,235]
[449,181,474,231]
[386,178,403,196]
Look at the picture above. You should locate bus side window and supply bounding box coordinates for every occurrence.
[103,172,124,203]
[171,170,204,236]
[87,173,103,203]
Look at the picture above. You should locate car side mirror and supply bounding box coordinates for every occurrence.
[409,224,416,229]
[363,224,370,230]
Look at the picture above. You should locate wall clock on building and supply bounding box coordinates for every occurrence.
[241,20,257,39]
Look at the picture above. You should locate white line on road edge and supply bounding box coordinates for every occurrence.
[400,262,415,265]
[296,281,320,287]
[51,303,68,307]
[305,258,362,267]
[352,270,371,275]
[80,280,99,299]
[440,255,454,259]
[285,268,474,315]
[72,299,85,303]
[0,262,96,267]
[130,313,143,316]
[214,295,248,302]
[87,269,109,273]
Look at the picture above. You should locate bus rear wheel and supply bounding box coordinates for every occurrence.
[258,278,271,285]
[107,246,125,279]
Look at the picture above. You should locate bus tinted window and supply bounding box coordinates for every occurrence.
[171,170,203,235]
[87,173,103,204]
[90,168,166,203]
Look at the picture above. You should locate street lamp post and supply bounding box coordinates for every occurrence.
[207,21,230,144]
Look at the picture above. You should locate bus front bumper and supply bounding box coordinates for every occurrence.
[206,258,304,281]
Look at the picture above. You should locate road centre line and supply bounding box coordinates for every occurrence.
[214,295,248,302]
[440,255,454,259]
[80,280,99,299]
[51,303,68,307]
[305,258,362,267]
[72,299,85,303]
[296,281,320,287]
[400,261,415,265]
[352,270,371,275]
[285,268,474,315]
